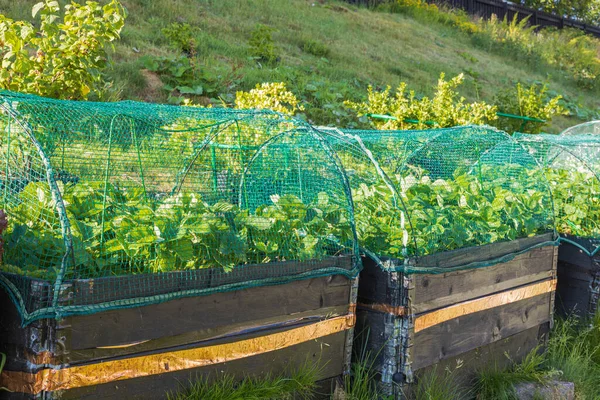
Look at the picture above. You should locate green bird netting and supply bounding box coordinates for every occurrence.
[561,121,600,136]
[516,132,600,256]
[316,126,557,273]
[0,91,360,325]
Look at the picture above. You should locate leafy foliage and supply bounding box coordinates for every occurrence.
[353,164,551,258]
[162,22,198,56]
[1,182,351,279]
[345,73,497,129]
[546,168,600,238]
[235,82,304,115]
[0,0,126,99]
[521,0,600,25]
[494,82,566,133]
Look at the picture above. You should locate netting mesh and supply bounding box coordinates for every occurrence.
[516,132,600,255]
[0,91,359,324]
[317,126,556,273]
[561,121,600,136]
[0,89,562,324]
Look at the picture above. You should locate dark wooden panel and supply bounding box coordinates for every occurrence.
[407,323,548,394]
[412,245,555,313]
[66,274,351,350]
[1,274,352,368]
[558,242,594,270]
[411,292,553,371]
[556,277,592,317]
[356,256,390,305]
[63,305,351,365]
[556,238,599,318]
[412,233,554,273]
[57,331,347,400]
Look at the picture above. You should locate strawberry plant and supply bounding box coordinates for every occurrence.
[353,164,553,258]
[0,181,352,279]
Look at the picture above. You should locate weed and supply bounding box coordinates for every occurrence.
[249,24,279,64]
[474,347,547,400]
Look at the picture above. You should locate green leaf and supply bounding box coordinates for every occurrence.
[32,2,45,18]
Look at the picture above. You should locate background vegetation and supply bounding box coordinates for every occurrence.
[1,0,599,133]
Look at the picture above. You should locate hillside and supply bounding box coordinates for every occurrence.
[2,0,599,132]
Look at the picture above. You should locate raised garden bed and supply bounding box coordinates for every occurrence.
[356,234,557,396]
[0,256,357,399]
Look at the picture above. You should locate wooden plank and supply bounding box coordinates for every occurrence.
[411,292,553,371]
[413,280,556,333]
[2,275,351,368]
[1,316,353,395]
[406,324,548,394]
[65,274,351,351]
[55,331,347,400]
[558,261,594,282]
[64,305,350,364]
[412,246,555,313]
[411,233,554,271]
[558,242,594,270]
[557,236,599,318]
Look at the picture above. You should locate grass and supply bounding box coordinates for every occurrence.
[1,0,598,132]
[474,312,600,400]
[409,366,467,400]
[166,361,320,400]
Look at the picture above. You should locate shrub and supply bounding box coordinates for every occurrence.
[345,73,497,129]
[248,24,278,64]
[162,22,198,56]
[0,0,126,100]
[493,82,566,133]
[235,82,304,115]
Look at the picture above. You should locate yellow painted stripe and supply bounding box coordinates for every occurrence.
[414,279,556,333]
[96,340,150,349]
[1,314,354,394]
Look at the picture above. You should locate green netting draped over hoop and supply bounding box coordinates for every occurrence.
[0,91,360,325]
[516,132,600,256]
[561,121,600,136]
[317,126,556,274]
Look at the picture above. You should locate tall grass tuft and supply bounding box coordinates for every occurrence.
[409,366,466,400]
[342,329,389,400]
[166,361,320,400]
[545,313,600,398]
[474,347,547,400]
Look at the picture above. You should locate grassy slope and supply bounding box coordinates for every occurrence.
[1,0,598,132]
